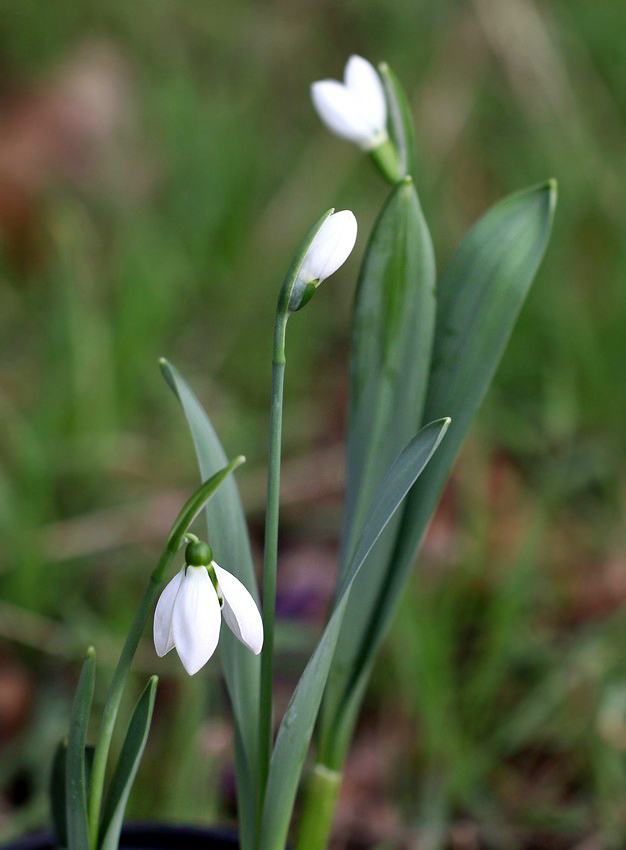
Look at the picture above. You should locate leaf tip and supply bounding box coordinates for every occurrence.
[547,177,558,210]
[86,646,95,660]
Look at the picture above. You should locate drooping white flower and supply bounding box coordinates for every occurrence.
[154,562,263,675]
[311,55,388,150]
[298,210,358,287]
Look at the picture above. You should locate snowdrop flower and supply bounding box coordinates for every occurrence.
[288,209,357,311]
[311,55,388,151]
[153,541,263,675]
[299,210,357,286]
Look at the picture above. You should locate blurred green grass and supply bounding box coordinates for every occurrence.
[0,0,624,846]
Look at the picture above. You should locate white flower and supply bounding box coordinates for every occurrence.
[298,210,358,287]
[153,562,263,675]
[311,55,388,150]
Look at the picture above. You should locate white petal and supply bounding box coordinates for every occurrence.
[311,81,375,147]
[153,567,184,657]
[344,55,387,135]
[172,567,221,675]
[214,564,264,655]
[299,210,358,285]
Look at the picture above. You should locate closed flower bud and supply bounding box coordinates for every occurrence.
[299,210,358,287]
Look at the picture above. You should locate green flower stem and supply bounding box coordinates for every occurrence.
[258,307,289,811]
[87,548,174,847]
[295,764,342,850]
[369,138,402,184]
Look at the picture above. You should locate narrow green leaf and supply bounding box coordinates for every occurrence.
[52,742,95,850]
[50,739,68,849]
[165,454,246,555]
[260,419,449,850]
[66,647,96,850]
[322,180,558,766]
[160,358,260,850]
[99,677,158,850]
[379,62,416,179]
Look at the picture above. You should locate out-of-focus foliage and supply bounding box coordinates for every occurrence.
[0,0,623,847]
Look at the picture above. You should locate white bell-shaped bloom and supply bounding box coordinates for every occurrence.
[311,55,388,150]
[154,563,263,675]
[298,210,358,286]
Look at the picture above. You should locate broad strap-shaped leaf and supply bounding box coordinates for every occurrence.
[66,647,95,850]
[398,180,558,573]
[320,175,435,761]
[379,62,416,180]
[259,419,449,850]
[322,180,558,766]
[160,359,260,850]
[341,177,435,570]
[99,677,158,850]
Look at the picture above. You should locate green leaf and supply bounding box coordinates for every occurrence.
[66,647,96,850]
[399,180,558,576]
[319,175,435,762]
[51,742,95,850]
[50,739,68,848]
[260,419,449,850]
[99,677,158,850]
[160,358,260,850]
[322,180,558,766]
[379,62,416,179]
[165,455,246,555]
[341,177,435,567]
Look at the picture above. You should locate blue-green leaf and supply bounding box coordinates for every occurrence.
[321,180,558,767]
[320,175,435,763]
[160,358,260,850]
[260,419,449,850]
[66,647,95,850]
[99,677,158,850]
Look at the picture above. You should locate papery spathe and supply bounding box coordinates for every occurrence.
[311,55,387,150]
[154,563,263,675]
[298,210,358,287]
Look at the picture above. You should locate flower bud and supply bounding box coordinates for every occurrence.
[297,210,358,289]
[311,55,388,151]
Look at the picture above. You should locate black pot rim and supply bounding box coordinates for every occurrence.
[1,822,239,850]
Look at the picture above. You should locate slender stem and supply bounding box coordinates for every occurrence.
[87,548,174,847]
[258,308,289,813]
[295,764,342,850]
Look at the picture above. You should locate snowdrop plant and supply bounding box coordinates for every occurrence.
[54,54,556,850]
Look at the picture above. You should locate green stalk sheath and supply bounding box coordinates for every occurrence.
[258,309,288,810]
[87,549,174,847]
[295,765,341,850]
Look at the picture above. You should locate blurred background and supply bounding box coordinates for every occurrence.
[0,0,624,847]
